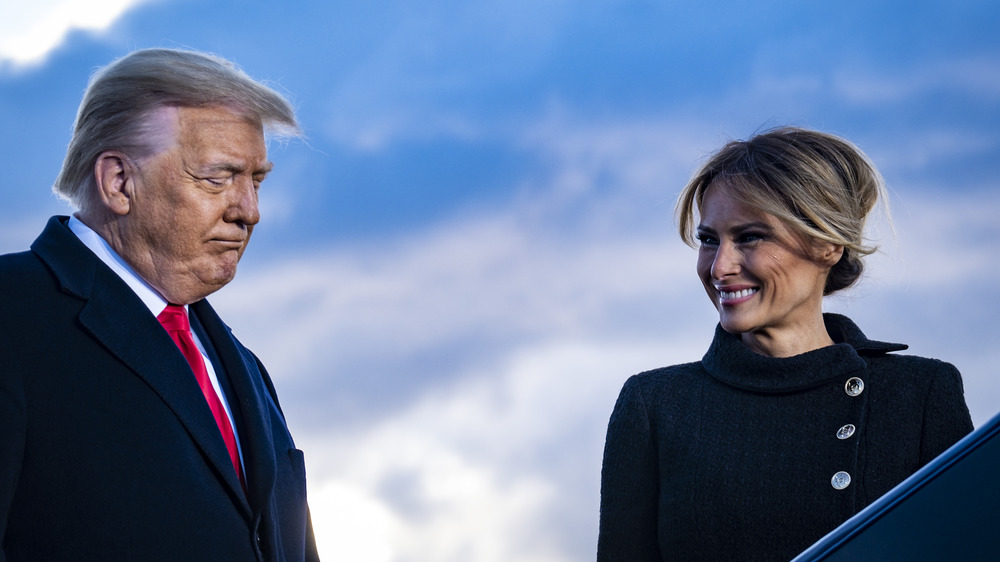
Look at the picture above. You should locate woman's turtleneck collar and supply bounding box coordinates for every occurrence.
[701,313,908,394]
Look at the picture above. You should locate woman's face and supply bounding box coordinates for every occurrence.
[695,182,841,342]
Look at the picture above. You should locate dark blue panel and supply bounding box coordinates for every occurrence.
[795,410,1000,560]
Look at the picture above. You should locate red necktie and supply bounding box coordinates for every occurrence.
[157,304,245,491]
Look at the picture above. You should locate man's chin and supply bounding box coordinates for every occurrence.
[166,271,238,304]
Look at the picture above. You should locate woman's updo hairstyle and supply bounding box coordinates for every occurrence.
[676,126,889,295]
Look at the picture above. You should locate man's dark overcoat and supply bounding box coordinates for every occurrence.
[0,216,320,562]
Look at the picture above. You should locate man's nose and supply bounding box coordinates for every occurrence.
[225,176,260,227]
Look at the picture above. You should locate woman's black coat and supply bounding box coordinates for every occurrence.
[597,314,973,561]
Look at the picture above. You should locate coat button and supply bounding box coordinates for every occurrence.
[836,424,856,440]
[845,377,864,396]
[831,471,852,490]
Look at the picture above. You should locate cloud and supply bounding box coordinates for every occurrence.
[0,0,149,72]
[315,0,574,152]
[3,3,997,559]
[226,178,999,560]
[866,127,999,177]
[833,55,1000,105]
[231,196,994,561]
[0,210,71,254]
[207,113,1000,560]
[300,337,690,562]
[878,189,1000,287]
[217,199,702,424]
[214,112,718,414]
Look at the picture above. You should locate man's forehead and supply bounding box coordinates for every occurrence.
[175,105,264,134]
[148,105,268,162]
[145,104,264,135]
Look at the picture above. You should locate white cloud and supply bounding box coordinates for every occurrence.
[869,128,998,176]
[833,55,1000,104]
[0,0,149,71]
[0,207,72,254]
[317,0,574,152]
[3,4,997,559]
[209,114,1000,561]
[877,189,1000,288]
[300,337,694,562]
[309,480,396,562]
[219,114,718,380]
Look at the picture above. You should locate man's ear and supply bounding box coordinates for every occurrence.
[93,151,136,216]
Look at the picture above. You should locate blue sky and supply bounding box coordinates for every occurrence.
[3,1,999,560]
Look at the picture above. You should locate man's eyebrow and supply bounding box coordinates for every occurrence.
[202,161,274,174]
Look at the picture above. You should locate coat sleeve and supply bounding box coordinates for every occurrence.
[248,350,321,562]
[597,376,661,562]
[918,361,974,466]
[0,363,26,553]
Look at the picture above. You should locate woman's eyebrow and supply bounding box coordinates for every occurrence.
[697,221,773,234]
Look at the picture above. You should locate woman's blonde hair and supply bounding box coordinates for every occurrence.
[676,126,889,295]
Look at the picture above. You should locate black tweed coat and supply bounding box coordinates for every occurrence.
[597,314,973,561]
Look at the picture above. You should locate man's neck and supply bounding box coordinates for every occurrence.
[67,214,169,315]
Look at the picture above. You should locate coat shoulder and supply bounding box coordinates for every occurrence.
[611,362,709,419]
[0,249,47,280]
[866,351,963,383]
[0,250,60,318]
[624,362,707,393]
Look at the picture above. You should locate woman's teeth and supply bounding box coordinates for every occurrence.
[720,288,757,300]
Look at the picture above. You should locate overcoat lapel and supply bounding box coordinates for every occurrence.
[31,216,250,512]
[192,300,279,513]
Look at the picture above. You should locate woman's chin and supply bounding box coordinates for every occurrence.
[718,315,756,336]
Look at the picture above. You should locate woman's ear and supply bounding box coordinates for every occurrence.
[93,151,136,216]
[818,243,845,268]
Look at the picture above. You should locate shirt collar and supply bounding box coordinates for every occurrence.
[67,215,172,316]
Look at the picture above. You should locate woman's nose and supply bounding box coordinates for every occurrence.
[711,241,741,279]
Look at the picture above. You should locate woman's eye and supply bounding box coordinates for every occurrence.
[696,233,719,246]
[738,232,766,244]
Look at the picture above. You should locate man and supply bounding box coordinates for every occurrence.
[0,48,320,561]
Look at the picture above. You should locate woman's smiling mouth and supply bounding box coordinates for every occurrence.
[718,287,759,304]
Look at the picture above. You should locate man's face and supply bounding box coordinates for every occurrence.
[119,105,271,304]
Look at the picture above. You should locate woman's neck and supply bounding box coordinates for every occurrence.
[740,315,835,358]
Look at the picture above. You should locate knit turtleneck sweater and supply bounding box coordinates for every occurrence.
[597,314,973,562]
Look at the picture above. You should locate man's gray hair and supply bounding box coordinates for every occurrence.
[54,48,301,207]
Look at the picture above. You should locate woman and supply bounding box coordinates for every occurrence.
[597,127,973,561]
